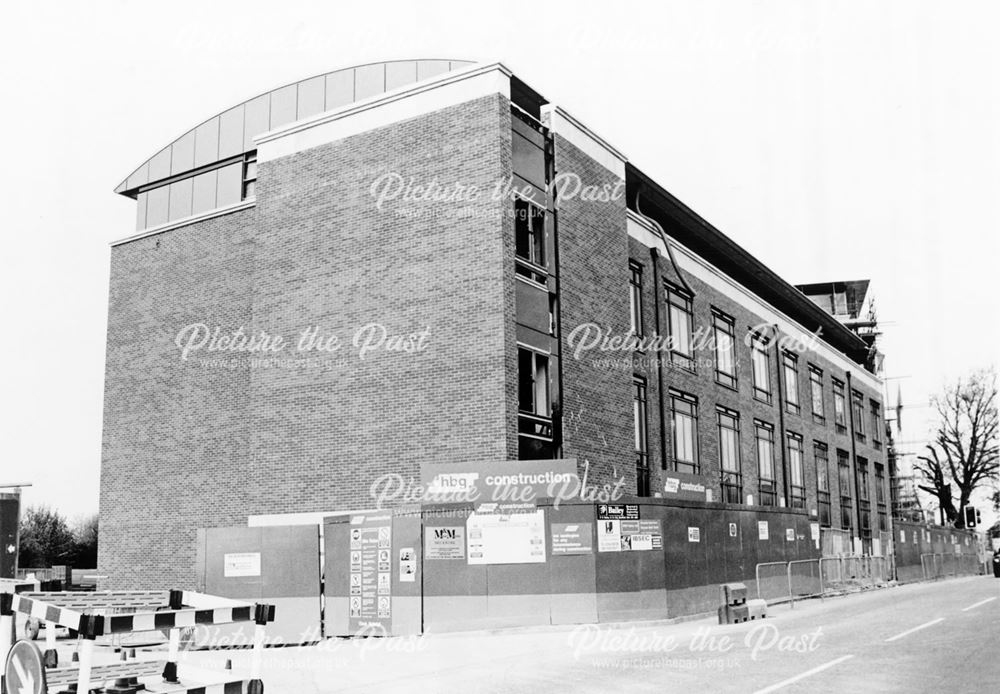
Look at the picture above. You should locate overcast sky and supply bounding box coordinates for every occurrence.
[1,0,998,521]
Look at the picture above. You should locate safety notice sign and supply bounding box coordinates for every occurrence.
[467,508,546,564]
[551,523,593,555]
[348,513,392,632]
[597,517,662,552]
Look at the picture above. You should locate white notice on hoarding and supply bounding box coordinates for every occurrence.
[223,552,261,578]
[467,509,546,565]
[597,519,622,552]
[758,521,769,541]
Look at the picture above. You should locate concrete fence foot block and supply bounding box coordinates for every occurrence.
[43,648,58,668]
[747,599,768,620]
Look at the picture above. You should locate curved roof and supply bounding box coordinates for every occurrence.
[115,59,475,196]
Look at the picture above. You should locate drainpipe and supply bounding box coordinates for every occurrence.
[846,371,864,553]
[772,325,790,507]
[545,124,563,458]
[650,247,668,472]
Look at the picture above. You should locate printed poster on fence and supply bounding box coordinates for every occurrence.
[425,526,465,560]
[348,512,392,633]
[467,508,546,564]
[551,523,594,555]
[596,505,662,552]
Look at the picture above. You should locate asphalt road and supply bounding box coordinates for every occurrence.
[174,575,1000,693]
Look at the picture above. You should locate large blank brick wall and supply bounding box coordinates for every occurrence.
[553,136,633,489]
[100,210,256,590]
[99,94,512,589]
[247,94,512,517]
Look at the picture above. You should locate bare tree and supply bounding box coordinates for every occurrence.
[916,368,999,528]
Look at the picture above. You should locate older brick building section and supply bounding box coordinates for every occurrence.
[101,60,889,589]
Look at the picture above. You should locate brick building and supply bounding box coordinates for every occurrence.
[100,59,889,590]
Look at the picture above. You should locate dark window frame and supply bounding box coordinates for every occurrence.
[852,389,866,442]
[755,420,777,506]
[837,449,853,532]
[712,309,737,389]
[514,197,547,285]
[751,333,772,404]
[787,432,805,509]
[782,350,800,415]
[833,379,847,433]
[718,407,742,503]
[241,151,257,200]
[870,400,882,449]
[629,262,644,339]
[809,365,825,424]
[634,376,650,496]
[815,442,831,527]
[670,390,699,474]
[665,283,695,372]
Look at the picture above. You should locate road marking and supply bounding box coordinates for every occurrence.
[752,655,855,694]
[961,597,997,612]
[884,617,944,642]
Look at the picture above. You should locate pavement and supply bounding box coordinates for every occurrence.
[49,575,1000,693]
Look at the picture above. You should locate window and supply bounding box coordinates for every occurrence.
[875,463,887,531]
[787,433,805,509]
[815,442,831,527]
[833,379,847,433]
[666,284,694,371]
[858,457,871,537]
[670,391,698,474]
[629,263,644,337]
[755,421,777,506]
[242,152,257,200]
[852,390,866,441]
[858,458,869,501]
[783,351,800,415]
[634,377,650,496]
[514,198,546,284]
[809,366,825,423]
[518,347,549,416]
[713,310,737,389]
[548,294,559,336]
[837,449,853,531]
[751,335,772,403]
[517,347,553,460]
[718,408,742,503]
[870,401,882,449]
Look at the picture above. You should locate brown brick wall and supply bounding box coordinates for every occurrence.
[626,231,888,535]
[551,136,633,490]
[100,94,514,589]
[99,208,257,590]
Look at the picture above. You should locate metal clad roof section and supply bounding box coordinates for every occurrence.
[115,59,475,196]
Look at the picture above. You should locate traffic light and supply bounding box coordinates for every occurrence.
[964,506,977,528]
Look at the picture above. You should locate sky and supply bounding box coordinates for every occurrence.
[1,0,998,521]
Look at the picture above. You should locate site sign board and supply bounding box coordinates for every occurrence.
[420,459,580,506]
[348,512,392,633]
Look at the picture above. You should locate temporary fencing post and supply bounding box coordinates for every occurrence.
[43,615,58,667]
[77,632,96,692]
[248,603,275,694]
[162,589,184,683]
[787,563,794,610]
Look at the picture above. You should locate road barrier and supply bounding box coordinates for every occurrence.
[787,559,824,608]
[920,552,984,580]
[754,562,790,603]
[756,555,893,606]
[1,588,275,694]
